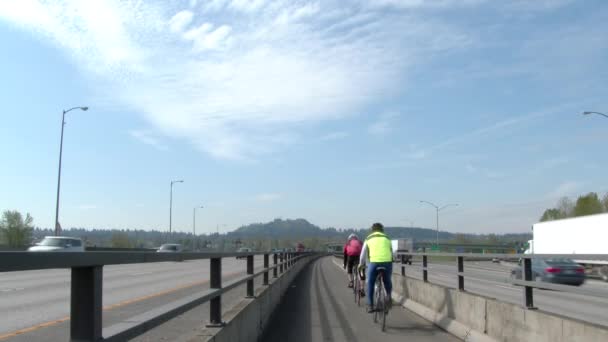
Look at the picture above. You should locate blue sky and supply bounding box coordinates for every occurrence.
[0,0,606,234]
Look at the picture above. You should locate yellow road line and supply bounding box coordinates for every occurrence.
[0,270,242,341]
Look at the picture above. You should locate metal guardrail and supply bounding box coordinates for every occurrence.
[334,252,608,311]
[0,251,319,341]
[394,252,608,310]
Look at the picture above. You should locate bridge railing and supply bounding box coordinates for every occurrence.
[394,252,608,310]
[0,251,317,341]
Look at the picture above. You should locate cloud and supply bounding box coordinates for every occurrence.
[255,193,282,202]
[320,131,349,141]
[168,10,193,33]
[546,181,584,200]
[0,0,474,160]
[368,112,398,136]
[129,129,168,151]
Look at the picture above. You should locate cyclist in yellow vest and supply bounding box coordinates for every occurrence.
[358,222,393,313]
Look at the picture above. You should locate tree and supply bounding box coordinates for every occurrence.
[540,208,564,222]
[0,210,34,247]
[573,192,604,217]
[110,232,132,248]
[602,193,608,212]
[556,196,574,217]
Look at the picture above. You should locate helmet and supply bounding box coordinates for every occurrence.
[347,233,359,241]
[371,222,384,232]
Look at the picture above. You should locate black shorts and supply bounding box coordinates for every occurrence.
[347,255,360,274]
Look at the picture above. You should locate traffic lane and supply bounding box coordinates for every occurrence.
[402,265,608,327]
[4,267,269,341]
[0,257,264,335]
[262,257,459,342]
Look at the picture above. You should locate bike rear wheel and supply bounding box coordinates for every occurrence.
[373,272,387,331]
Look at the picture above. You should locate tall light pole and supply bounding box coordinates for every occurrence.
[54,106,89,236]
[193,205,203,235]
[404,218,414,228]
[169,180,184,234]
[583,111,608,118]
[419,201,458,249]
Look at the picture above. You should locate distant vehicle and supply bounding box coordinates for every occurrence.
[270,248,283,253]
[157,243,183,253]
[491,258,500,263]
[391,238,413,264]
[511,258,585,286]
[236,247,252,259]
[28,236,84,252]
[296,243,305,253]
[526,213,608,281]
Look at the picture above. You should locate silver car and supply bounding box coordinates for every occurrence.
[28,236,85,252]
[157,243,183,252]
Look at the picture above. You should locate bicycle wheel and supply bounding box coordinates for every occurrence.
[378,284,387,332]
[373,277,381,323]
[353,277,359,304]
[374,274,387,331]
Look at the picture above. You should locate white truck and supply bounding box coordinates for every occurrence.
[391,238,414,264]
[526,213,608,281]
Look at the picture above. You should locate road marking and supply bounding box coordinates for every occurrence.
[0,270,242,341]
[130,271,155,276]
[0,287,24,292]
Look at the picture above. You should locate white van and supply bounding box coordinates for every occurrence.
[28,236,85,252]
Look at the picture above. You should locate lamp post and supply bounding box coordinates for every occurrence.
[582,111,608,119]
[169,180,184,234]
[54,106,89,236]
[193,205,204,236]
[419,201,458,249]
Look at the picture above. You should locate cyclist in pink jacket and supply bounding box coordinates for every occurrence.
[343,234,363,288]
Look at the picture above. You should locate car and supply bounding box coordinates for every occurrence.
[236,247,252,259]
[492,258,500,263]
[511,258,585,286]
[28,236,85,252]
[157,243,183,252]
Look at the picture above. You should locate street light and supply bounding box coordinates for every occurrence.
[54,106,89,236]
[419,200,458,249]
[582,111,608,118]
[193,205,204,235]
[169,180,184,234]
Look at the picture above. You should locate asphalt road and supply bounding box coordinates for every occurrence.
[262,257,459,342]
[0,256,264,340]
[401,260,608,327]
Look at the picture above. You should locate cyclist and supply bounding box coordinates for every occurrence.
[358,222,393,313]
[343,233,363,289]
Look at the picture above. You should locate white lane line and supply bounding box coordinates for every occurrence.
[0,287,25,292]
[130,271,155,276]
[494,284,518,291]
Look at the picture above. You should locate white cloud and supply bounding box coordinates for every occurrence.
[320,131,349,141]
[0,1,475,160]
[255,193,282,202]
[369,112,398,136]
[129,129,168,151]
[168,10,193,33]
[546,181,584,200]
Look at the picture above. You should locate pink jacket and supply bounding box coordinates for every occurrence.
[344,239,362,257]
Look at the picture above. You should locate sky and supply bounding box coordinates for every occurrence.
[0,0,607,235]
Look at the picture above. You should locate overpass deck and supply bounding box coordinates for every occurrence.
[262,257,459,342]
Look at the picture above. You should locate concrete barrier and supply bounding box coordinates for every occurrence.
[191,255,320,342]
[391,273,608,342]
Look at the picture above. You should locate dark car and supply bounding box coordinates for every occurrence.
[511,258,585,286]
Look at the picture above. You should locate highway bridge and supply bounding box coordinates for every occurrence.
[0,251,607,341]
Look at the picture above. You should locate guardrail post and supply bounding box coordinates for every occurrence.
[263,253,269,285]
[401,254,406,276]
[247,255,254,297]
[422,255,428,282]
[71,266,103,342]
[273,253,278,278]
[207,257,224,327]
[279,253,284,273]
[458,256,464,291]
[523,257,536,309]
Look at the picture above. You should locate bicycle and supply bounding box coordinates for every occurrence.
[372,266,389,331]
[353,268,365,306]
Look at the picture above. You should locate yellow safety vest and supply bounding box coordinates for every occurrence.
[366,232,392,262]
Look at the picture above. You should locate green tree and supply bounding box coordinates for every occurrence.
[602,193,608,212]
[0,210,34,247]
[556,196,574,217]
[540,208,565,222]
[573,192,604,217]
[110,232,132,248]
